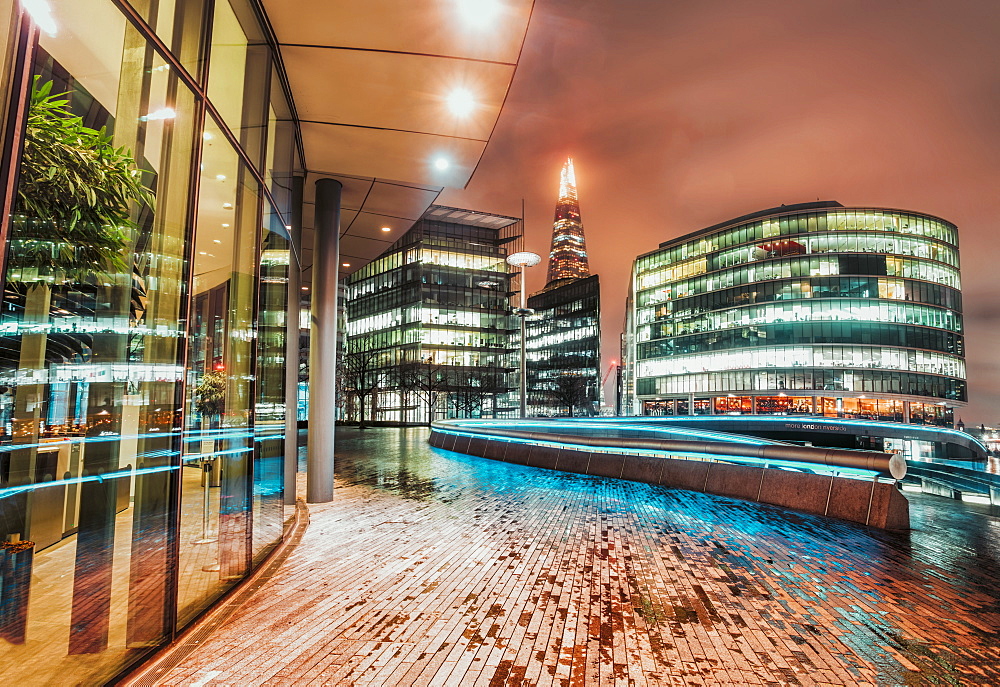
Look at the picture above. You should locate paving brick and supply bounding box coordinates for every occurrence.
[152,428,1000,687]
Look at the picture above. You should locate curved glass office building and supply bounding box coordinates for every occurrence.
[626,201,965,426]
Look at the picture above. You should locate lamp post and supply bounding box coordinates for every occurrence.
[614,361,622,416]
[506,251,541,419]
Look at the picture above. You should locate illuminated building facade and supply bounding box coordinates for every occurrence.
[526,275,602,415]
[545,158,591,283]
[526,159,601,416]
[345,206,522,423]
[0,1,532,683]
[627,201,966,427]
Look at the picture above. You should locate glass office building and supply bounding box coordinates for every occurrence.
[627,201,966,425]
[344,206,522,424]
[526,275,602,415]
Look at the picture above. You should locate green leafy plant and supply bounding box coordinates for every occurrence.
[194,370,226,417]
[9,77,152,284]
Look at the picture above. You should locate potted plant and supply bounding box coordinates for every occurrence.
[194,369,227,419]
[10,76,151,288]
[4,76,152,430]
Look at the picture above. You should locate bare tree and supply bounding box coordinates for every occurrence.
[388,357,417,424]
[469,363,511,418]
[400,360,450,425]
[450,367,486,419]
[340,332,387,429]
[548,373,592,417]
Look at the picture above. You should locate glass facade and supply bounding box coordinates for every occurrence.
[0,1,297,682]
[526,275,601,415]
[344,206,521,424]
[627,202,965,425]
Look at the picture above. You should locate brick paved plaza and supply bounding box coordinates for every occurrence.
[149,428,1000,686]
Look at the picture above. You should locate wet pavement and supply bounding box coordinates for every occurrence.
[154,427,1000,686]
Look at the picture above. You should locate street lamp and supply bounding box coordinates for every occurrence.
[506,251,541,418]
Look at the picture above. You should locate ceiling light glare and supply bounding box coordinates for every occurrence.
[203,131,214,140]
[342,262,351,267]
[456,0,501,29]
[381,226,391,232]
[222,203,233,209]
[221,223,230,228]
[433,157,450,171]
[446,88,475,117]
[140,107,176,122]
[215,174,226,181]
[213,239,222,244]
[22,0,57,36]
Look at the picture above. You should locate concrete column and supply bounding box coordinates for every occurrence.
[284,176,304,505]
[903,400,911,424]
[687,392,695,416]
[307,178,342,503]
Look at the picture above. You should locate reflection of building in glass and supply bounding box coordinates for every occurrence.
[0,2,531,683]
[344,206,522,423]
[526,159,601,416]
[625,201,966,426]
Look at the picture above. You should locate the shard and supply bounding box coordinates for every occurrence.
[545,157,591,284]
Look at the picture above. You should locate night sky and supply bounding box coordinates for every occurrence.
[440,0,1000,423]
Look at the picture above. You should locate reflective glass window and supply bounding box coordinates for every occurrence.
[177,116,259,626]
[0,2,197,681]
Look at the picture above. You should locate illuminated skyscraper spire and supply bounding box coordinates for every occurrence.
[546,157,591,284]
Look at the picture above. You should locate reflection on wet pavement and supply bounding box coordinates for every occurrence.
[158,427,1000,686]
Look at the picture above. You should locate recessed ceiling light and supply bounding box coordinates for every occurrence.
[203,131,213,140]
[446,88,475,117]
[213,239,222,244]
[222,203,233,209]
[455,0,501,29]
[342,262,351,267]
[198,251,207,255]
[222,223,230,228]
[433,157,450,171]
[216,174,226,181]
[381,226,391,232]
[301,286,309,291]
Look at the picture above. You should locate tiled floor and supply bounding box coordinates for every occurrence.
[153,427,1000,686]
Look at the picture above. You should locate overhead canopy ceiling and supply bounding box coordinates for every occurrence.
[261,0,535,279]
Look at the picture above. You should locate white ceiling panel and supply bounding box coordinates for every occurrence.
[282,46,513,141]
[263,0,533,64]
[345,213,414,242]
[340,235,394,260]
[362,183,442,221]
[262,0,534,275]
[302,122,485,189]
